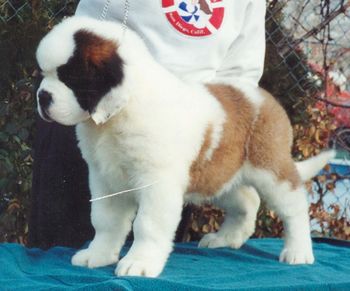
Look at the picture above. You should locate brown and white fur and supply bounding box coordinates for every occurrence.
[36,17,335,277]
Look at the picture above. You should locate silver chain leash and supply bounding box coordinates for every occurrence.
[100,0,111,20]
[122,0,130,34]
[100,0,130,36]
[92,0,156,203]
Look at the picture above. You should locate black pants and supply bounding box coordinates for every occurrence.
[28,117,94,249]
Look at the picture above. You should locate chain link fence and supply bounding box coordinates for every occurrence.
[264,0,350,239]
[0,0,76,22]
[266,0,350,130]
[0,0,349,243]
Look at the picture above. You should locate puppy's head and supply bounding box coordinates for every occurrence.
[36,17,127,125]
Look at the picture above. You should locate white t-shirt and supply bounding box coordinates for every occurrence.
[76,0,266,86]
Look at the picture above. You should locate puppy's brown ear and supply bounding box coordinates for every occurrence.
[74,30,118,67]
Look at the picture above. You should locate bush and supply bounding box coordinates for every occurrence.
[0,0,78,244]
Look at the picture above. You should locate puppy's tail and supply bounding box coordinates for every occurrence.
[295,150,336,182]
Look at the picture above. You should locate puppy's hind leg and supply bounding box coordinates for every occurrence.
[246,163,315,265]
[199,186,260,249]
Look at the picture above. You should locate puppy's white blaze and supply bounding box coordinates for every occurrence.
[36,30,75,72]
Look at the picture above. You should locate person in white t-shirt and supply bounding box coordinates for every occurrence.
[76,0,266,85]
[29,0,266,249]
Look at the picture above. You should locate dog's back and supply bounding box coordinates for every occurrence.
[186,83,298,195]
[187,84,256,196]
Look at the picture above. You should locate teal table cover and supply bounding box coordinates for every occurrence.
[1,238,350,290]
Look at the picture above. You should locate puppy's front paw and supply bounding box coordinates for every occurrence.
[71,248,119,269]
[279,247,315,265]
[115,255,165,277]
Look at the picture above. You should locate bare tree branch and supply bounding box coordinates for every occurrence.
[280,1,350,54]
[315,96,350,108]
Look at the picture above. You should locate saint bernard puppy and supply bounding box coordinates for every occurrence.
[36,16,335,277]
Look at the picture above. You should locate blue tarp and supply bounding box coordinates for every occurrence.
[1,238,350,290]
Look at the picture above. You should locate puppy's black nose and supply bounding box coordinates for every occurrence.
[38,90,53,109]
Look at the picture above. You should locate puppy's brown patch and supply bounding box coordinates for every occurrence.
[247,89,301,189]
[188,86,301,197]
[187,84,255,196]
[57,30,124,113]
[74,30,117,67]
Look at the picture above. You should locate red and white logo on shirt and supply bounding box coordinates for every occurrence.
[162,0,225,37]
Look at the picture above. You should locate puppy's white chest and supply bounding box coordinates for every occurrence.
[77,123,130,180]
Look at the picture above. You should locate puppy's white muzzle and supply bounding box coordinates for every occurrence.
[37,78,90,126]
